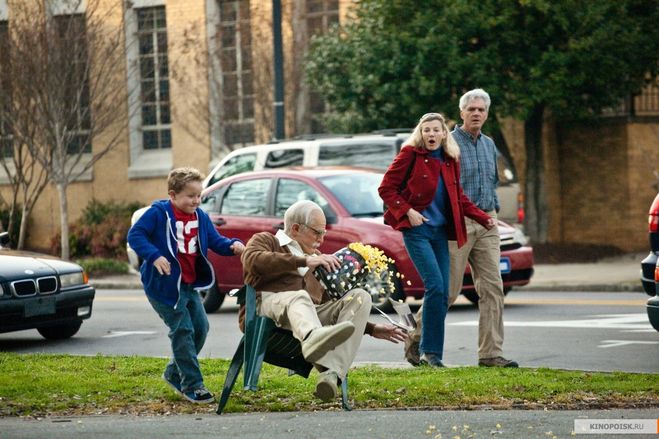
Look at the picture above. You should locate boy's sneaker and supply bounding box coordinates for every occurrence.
[182,387,215,404]
[162,373,183,396]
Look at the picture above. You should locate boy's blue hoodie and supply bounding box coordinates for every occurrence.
[127,200,240,308]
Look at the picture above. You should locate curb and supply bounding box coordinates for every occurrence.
[518,283,644,293]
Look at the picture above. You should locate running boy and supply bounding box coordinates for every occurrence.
[127,167,244,403]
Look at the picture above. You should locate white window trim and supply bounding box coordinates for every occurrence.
[0,1,7,20]
[48,0,86,16]
[124,0,171,179]
[206,0,222,172]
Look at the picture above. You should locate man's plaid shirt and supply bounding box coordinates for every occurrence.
[451,125,499,213]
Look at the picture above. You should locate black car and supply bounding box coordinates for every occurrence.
[0,232,96,339]
[640,193,659,331]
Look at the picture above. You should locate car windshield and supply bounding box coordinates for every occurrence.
[319,173,385,217]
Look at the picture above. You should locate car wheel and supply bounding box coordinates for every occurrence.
[37,321,83,340]
[365,263,404,314]
[200,285,225,313]
[462,287,511,305]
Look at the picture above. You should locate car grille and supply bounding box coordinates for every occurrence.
[10,276,58,297]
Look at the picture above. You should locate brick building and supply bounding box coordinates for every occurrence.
[0,0,657,253]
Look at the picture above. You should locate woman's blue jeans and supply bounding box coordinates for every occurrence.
[147,284,209,392]
[403,223,450,359]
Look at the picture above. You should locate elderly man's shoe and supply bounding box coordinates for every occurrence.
[419,353,445,368]
[302,321,355,363]
[313,370,339,402]
[478,356,519,368]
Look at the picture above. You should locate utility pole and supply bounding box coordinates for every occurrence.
[272,0,285,140]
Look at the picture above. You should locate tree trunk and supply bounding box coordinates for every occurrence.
[55,182,70,260]
[17,204,31,250]
[523,105,549,244]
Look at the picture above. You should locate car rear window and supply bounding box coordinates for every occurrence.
[318,142,396,170]
[319,173,385,217]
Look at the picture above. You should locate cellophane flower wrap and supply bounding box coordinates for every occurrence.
[314,242,396,299]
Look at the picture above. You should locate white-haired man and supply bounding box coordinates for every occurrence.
[405,89,518,368]
[240,200,406,402]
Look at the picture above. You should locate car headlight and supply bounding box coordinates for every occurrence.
[512,227,528,246]
[60,272,87,288]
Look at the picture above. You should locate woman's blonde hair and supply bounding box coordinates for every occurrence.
[405,112,460,160]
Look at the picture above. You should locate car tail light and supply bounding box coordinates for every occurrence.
[649,195,659,233]
[655,266,659,283]
[517,192,525,224]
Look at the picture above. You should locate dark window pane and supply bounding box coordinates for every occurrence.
[139,34,154,55]
[141,80,156,102]
[328,0,339,11]
[158,55,169,77]
[160,104,170,124]
[223,98,238,119]
[223,73,238,97]
[241,47,252,69]
[265,149,304,168]
[159,80,169,101]
[155,7,167,28]
[242,72,253,95]
[221,24,236,47]
[137,9,154,31]
[220,178,270,216]
[220,2,237,22]
[140,56,155,78]
[143,130,158,149]
[142,105,157,125]
[161,129,171,149]
[308,0,323,13]
[308,16,323,37]
[242,97,254,118]
[157,31,168,53]
[221,49,237,71]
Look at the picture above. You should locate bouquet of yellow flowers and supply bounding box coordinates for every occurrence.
[314,242,397,300]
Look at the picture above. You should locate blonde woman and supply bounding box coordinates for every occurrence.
[378,113,494,367]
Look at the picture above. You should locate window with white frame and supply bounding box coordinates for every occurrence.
[136,6,171,150]
[125,1,171,178]
[217,0,254,148]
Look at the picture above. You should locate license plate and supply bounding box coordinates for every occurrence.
[24,297,56,318]
[499,257,511,274]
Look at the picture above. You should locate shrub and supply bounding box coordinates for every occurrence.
[0,203,22,247]
[51,199,142,259]
[76,258,129,276]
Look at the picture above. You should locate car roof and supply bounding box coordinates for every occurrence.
[203,166,384,192]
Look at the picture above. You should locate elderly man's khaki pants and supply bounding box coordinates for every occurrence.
[448,212,505,359]
[258,289,371,379]
[408,211,505,360]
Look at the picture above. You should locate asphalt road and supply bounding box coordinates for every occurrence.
[0,289,657,373]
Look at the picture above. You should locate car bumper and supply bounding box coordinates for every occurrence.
[640,252,658,296]
[461,244,535,292]
[647,295,659,332]
[0,285,96,334]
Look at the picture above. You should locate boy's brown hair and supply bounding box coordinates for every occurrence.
[167,167,204,193]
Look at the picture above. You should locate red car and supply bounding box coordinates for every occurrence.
[199,167,534,312]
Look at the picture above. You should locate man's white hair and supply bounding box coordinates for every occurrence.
[284,200,324,233]
[459,88,491,111]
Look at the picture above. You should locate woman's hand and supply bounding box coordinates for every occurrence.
[407,208,428,227]
[484,217,497,230]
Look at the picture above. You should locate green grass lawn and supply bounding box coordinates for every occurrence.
[0,353,657,416]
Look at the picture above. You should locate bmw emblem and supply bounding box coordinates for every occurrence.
[24,269,34,275]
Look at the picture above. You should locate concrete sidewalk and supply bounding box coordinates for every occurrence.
[89,252,647,292]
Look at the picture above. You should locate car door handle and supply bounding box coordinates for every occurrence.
[272,222,284,231]
[213,217,227,226]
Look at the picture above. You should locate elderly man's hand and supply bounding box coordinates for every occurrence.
[371,323,407,343]
[306,254,341,272]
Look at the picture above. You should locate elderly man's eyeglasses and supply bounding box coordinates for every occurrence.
[304,224,327,238]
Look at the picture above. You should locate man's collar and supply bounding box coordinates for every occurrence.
[275,229,293,247]
[456,124,481,140]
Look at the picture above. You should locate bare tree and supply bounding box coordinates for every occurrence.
[2,0,137,259]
